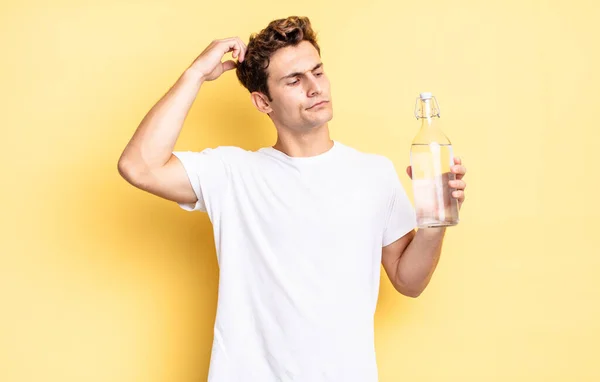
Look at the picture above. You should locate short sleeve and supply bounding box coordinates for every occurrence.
[382,160,417,247]
[172,147,232,215]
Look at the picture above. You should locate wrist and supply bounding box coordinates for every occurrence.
[183,66,206,85]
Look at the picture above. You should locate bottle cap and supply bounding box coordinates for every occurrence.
[420,92,433,100]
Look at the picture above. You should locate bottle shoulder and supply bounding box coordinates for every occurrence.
[411,117,452,145]
[411,130,452,145]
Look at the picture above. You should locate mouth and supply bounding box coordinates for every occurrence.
[307,100,329,110]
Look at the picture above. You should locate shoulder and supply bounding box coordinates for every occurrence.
[181,145,256,163]
[337,142,397,175]
[207,145,252,158]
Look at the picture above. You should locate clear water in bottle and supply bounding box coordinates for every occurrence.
[410,93,459,228]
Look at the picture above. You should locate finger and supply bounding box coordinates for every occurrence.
[225,38,242,60]
[452,190,464,201]
[220,39,241,57]
[232,42,241,59]
[454,156,462,165]
[222,60,237,72]
[451,164,466,179]
[449,179,466,190]
[236,37,247,62]
[451,163,466,173]
[406,165,412,179]
[235,40,245,61]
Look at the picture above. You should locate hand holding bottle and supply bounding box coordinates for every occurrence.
[447,157,467,210]
[407,157,467,211]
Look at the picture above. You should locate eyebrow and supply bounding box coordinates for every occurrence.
[279,63,324,82]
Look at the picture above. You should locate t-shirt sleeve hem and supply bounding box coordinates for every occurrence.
[382,219,417,247]
[172,151,207,212]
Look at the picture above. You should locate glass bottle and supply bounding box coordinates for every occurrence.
[409,92,459,228]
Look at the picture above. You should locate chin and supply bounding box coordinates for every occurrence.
[311,106,333,123]
[318,109,333,124]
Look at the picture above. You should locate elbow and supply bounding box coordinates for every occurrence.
[402,289,423,298]
[117,154,146,187]
[117,155,134,182]
[394,280,424,298]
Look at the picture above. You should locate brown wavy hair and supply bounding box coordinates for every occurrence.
[236,16,321,102]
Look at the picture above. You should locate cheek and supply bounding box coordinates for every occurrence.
[289,94,306,110]
[275,91,307,115]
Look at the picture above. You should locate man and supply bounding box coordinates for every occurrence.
[118,15,467,382]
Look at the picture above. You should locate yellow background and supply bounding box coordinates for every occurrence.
[1,0,598,381]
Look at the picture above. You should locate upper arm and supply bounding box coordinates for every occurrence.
[118,153,199,205]
[119,146,235,214]
[381,229,415,292]
[378,157,418,291]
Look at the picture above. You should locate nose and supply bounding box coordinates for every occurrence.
[307,75,322,97]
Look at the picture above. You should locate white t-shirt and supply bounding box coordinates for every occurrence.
[173,140,417,382]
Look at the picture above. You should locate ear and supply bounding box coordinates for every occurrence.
[251,92,273,114]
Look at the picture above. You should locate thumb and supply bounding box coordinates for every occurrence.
[222,60,237,72]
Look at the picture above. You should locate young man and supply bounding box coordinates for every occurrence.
[118,16,467,382]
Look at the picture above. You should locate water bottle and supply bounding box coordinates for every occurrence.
[409,92,459,228]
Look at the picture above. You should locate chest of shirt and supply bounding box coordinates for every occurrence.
[226,166,390,246]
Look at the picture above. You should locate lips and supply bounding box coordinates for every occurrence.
[307,101,328,109]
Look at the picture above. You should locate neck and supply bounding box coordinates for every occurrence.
[272,123,333,157]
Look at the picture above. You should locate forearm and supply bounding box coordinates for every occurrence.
[119,68,205,170]
[395,227,446,296]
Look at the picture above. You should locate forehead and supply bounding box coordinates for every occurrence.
[267,41,321,80]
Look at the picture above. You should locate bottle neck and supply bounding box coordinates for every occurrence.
[418,99,440,128]
[412,95,450,145]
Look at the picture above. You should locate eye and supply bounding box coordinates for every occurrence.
[315,72,324,77]
[288,79,300,86]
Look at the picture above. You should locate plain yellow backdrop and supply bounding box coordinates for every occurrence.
[1,0,599,381]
